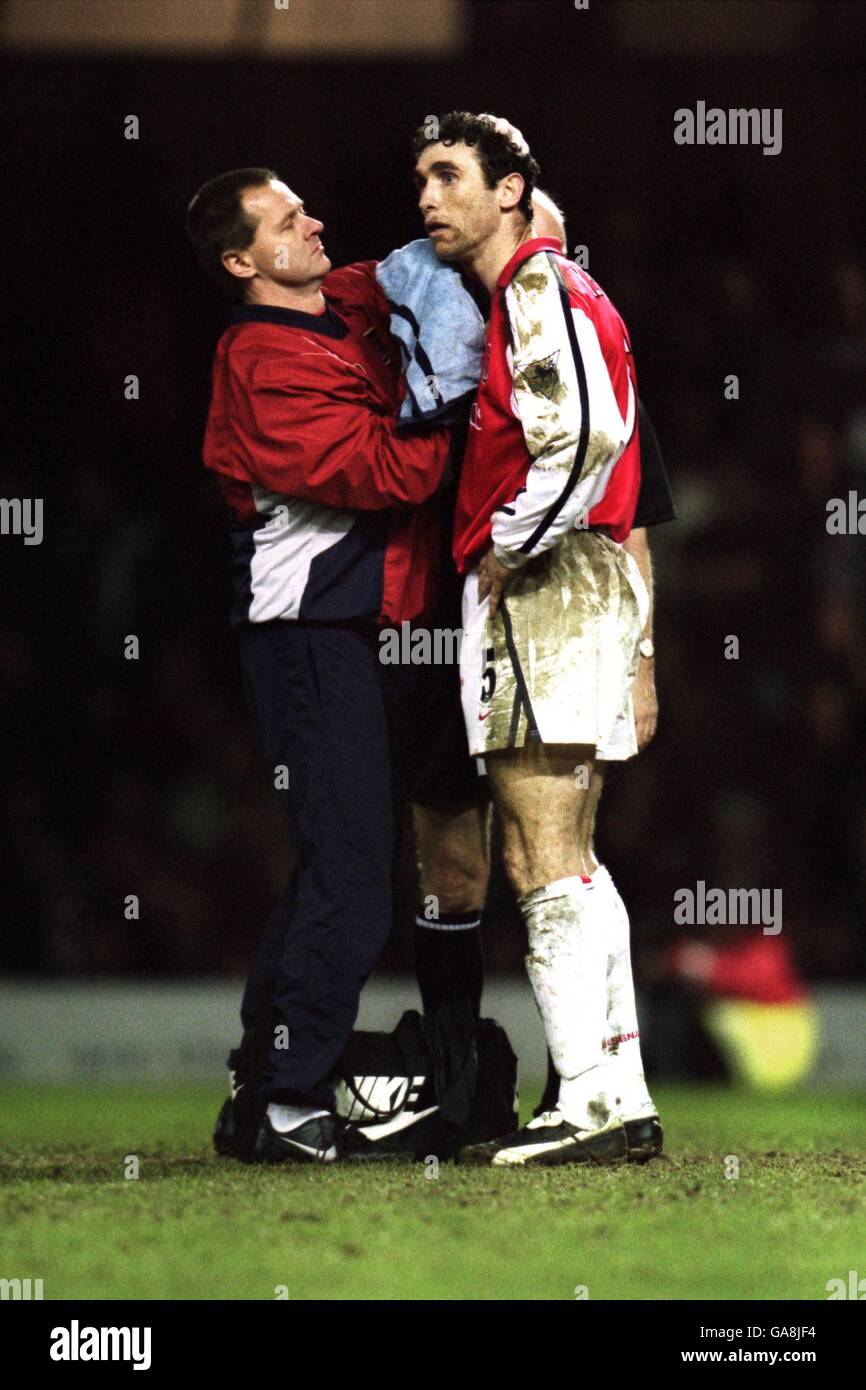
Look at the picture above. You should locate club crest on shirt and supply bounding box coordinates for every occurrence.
[516,350,560,400]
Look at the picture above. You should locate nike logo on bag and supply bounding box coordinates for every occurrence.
[478,711,492,721]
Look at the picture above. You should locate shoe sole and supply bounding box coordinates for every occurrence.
[461,1123,627,1168]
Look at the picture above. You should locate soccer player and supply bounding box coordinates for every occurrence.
[527,190,671,1127]
[186,169,456,1163]
[413,113,662,1165]
[411,191,672,1146]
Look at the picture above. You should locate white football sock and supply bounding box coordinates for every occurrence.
[267,1103,329,1134]
[593,864,656,1119]
[520,875,614,1131]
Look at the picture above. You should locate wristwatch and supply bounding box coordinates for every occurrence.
[639,638,655,659]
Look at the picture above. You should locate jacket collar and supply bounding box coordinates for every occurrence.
[496,237,563,290]
[228,300,348,339]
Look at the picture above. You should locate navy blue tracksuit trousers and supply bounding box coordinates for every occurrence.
[236,619,415,1109]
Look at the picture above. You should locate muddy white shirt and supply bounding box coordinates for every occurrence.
[453,237,641,574]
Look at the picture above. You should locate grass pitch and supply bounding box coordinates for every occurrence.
[1,1085,864,1301]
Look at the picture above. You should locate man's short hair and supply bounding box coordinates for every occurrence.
[413,112,540,221]
[185,167,279,299]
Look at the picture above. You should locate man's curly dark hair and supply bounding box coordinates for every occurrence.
[413,111,540,221]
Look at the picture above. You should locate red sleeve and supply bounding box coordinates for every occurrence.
[225,344,450,511]
[322,261,389,327]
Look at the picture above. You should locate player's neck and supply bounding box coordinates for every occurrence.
[461,219,536,295]
[245,280,327,315]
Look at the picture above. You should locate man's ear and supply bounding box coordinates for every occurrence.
[498,171,525,214]
[222,249,256,283]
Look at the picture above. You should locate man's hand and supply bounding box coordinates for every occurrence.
[633,656,658,750]
[477,547,514,619]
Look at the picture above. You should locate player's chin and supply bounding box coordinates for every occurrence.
[429,239,461,263]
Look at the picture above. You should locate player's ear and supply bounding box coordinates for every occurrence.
[498,171,525,215]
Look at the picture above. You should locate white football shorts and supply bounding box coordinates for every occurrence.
[460,529,649,760]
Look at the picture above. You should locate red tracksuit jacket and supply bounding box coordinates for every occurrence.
[202,262,450,628]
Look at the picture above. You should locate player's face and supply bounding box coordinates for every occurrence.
[414,142,502,263]
[231,180,331,290]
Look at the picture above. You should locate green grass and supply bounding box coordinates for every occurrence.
[1,1085,865,1300]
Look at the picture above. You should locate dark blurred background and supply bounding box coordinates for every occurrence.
[3,0,865,997]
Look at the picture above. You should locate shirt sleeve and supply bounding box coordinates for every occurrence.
[491,254,636,567]
[322,261,387,320]
[224,343,451,512]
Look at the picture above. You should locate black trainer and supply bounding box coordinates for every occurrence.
[213,1039,268,1163]
[532,1060,664,1165]
[213,1097,237,1157]
[624,1115,664,1163]
[460,1110,627,1167]
[254,1112,339,1165]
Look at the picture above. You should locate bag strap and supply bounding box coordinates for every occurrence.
[421,1000,479,1130]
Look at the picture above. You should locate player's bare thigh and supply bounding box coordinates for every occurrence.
[485,744,605,898]
[412,802,491,915]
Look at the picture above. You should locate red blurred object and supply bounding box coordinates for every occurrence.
[666,932,808,1005]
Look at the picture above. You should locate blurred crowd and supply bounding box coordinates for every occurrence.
[5,215,866,988]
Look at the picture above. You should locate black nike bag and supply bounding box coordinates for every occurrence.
[334,999,519,1161]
